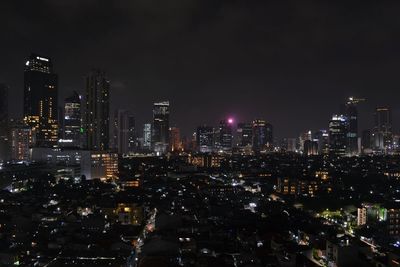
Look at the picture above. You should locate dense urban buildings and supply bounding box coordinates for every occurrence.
[83,69,110,151]
[23,54,58,147]
[2,2,400,265]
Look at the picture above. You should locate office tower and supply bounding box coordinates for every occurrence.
[373,107,392,151]
[143,123,152,150]
[342,97,365,156]
[237,123,253,147]
[285,138,297,152]
[196,126,214,153]
[313,130,329,155]
[113,109,135,154]
[10,122,32,161]
[252,119,267,152]
[299,131,312,152]
[304,140,318,156]
[329,115,348,157]
[152,101,170,154]
[63,91,82,148]
[23,53,58,147]
[265,123,273,148]
[169,127,182,152]
[218,119,233,151]
[361,130,372,153]
[84,69,110,151]
[0,84,10,161]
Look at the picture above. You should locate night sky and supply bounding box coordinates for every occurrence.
[1,1,400,138]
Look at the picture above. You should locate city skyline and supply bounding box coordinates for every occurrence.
[2,1,400,138]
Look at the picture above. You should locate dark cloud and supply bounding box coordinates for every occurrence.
[1,0,400,138]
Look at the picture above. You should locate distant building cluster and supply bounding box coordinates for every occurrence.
[0,54,399,182]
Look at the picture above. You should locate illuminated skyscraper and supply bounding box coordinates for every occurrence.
[23,53,58,147]
[113,109,135,154]
[152,101,170,154]
[196,126,214,153]
[237,122,253,147]
[329,115,348,157]
[63,91,82,147]
[313,130,329,155]
[304,140,318,156]
[218,119,233,151]
[143,123,152,150]
[10,122,32,161]
[84,69,110,151]
[342,97,365,156]
[252,119,273,152]
[169,127,182,152]
[373,107,392,151]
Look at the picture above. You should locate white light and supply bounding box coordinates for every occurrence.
[25,61,29,66]
[37,56,49,62]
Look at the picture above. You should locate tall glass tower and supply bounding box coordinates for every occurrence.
[23,53,58,147]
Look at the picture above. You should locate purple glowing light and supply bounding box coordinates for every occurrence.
[228,118,234,124]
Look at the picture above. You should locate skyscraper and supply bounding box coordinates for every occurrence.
[0,84,10,161]
[143,123,152,151]
[313,130,329,155]
[252,119,267,152]
[304,140,318,156]
[23,53,58,147]
[196,126,214,153]
[342,97,365,156]
[169,127,182,152]
[329,115,348,157]
[218,119,233,152]
[84,70,110,151]
[63,91,82,148]
[113,109,135,154]
[237,122,253,147]
[152,101,170,154]
[373,107,392,151]
[10,122,32,161]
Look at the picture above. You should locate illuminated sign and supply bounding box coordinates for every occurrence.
[36,56,49,62]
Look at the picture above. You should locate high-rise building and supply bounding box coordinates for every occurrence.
[304,140,318,156]
[63,91,82,148]
[152,101,170,154]
[196,126,214,153]
[143,123,152,151]
[342,97,365,156]
[373,107,392,151]
[236,122,253,147]
[313,130,329,155]
[252,119,267,152]
[218,119,233,151]
[361,129,372,154]
[169,127,182,152]
[0,84,10,161]
[10,122,32,161]
[113,109,135,154]
[299,131,312,152]
[329,115,348,157]
[84,70,110,151]
[23,53,58,147]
